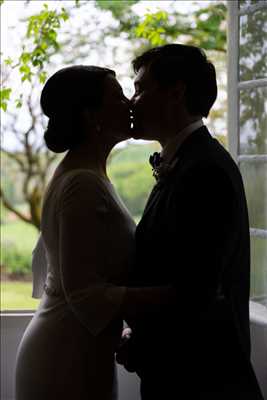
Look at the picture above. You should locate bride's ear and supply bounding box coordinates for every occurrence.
[82,108,102,133]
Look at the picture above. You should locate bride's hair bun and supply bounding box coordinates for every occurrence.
[40,65,115,153]
[44,116,74,153]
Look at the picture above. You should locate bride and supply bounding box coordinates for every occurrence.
[15,65,174,400]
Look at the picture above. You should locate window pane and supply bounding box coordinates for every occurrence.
[239,0,262,8]
[239,10,267,81]
[239,161,267,230]
[239,87,267,154]
[1,216,40,311]
[250,236,267,298]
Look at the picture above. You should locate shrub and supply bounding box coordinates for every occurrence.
[109,160,155,218]
[1,240,32,277]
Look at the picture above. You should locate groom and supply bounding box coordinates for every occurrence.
[117,44,264,399]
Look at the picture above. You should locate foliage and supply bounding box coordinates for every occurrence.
[1,241,32,276]
[108,142,160,216]
[135,11,168,46]
[0,3,70,110]
[23,4,68,76]
[109,160,154,217]
[2,219,38,252]
[96,0,139,19]
[0,201,8,224]
[0,0,228,230]
[132,3,227,50]
[1,151,27,206]
[0,87,11,111]
[0,87,58,229]
[250,236,267,298]
[240,163,267,231]
[193,3,227,51]
[239,7,267,154]
[0,1,227,111]
[1,218,38,277]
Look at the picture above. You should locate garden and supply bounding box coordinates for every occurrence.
[1,0,266,310]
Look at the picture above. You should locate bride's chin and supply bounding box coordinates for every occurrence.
[130,126,143,140]
[116,128,132,141]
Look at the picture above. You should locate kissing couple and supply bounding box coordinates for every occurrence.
[15,44,264,400]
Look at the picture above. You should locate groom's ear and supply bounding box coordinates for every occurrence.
[169,80,186,104]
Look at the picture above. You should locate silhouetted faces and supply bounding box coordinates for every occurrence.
[40,65,131,153]
[131,44,217,141]
[99,73,132,144]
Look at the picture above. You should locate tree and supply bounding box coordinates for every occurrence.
[239,3,267,155]
[1,79,57,229]
[1,0,227,230]
[1,1,227,109]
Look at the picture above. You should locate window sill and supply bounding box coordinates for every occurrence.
[1,300,267,326]
[249,299,267,327]
[0,310,35,317]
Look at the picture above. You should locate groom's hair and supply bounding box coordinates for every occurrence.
[132,44,217,118]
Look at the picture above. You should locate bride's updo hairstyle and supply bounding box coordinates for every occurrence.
[40,65,115,153]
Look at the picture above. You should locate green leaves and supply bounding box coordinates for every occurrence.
[19,63,32,82]
[96,0,140,19]
[25,4,69,70]
[132,3,226,50]
[135,11,168,46]
[15,95,23,109]
[4,57,13,66]
[0,88,12,111]
[1,1,228,114]
[194,3,227,52]
[1,3,70,112]
[17,4,69,82]
[39,71,47,84]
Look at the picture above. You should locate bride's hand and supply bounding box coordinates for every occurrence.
[116,328,137,372]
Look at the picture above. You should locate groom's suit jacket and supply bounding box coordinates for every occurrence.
[128,126,263,399]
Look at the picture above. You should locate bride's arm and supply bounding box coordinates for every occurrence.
[58,171,126,336]
[58,171,175,335]
[106,285,177,319]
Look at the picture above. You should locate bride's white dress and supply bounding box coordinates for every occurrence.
[15,169,136,400]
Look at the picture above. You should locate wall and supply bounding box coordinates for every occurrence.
[0,311,140,400]
[1,305,266,400]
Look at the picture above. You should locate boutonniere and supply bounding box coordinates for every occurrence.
[149,152,177,182]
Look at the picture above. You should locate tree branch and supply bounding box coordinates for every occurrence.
[1,149,27,171]
[0,187,32,225]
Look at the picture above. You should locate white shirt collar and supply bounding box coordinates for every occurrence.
[161,119,204,165]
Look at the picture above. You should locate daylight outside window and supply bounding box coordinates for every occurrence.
[227,0,267,306]
[1,0,266,312]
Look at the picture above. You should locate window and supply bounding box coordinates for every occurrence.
[227,1,267,303]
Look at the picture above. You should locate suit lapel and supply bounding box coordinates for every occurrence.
[142,183,162,218]
[142,127,213,219]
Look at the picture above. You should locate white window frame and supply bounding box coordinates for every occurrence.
[227,1,267,295]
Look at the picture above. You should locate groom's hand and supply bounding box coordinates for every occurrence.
[116,328,138,373]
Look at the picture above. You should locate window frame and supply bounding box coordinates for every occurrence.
[227,1,267,298]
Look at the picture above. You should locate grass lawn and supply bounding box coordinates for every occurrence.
[2,219,39,253]
[1,281,40,311]
[1,218,40,311]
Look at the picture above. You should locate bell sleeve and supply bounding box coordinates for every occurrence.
[57,171,126,336]
[32,233,48,299]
